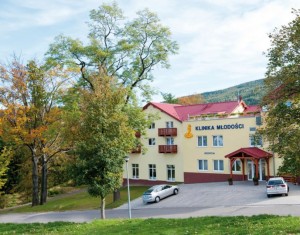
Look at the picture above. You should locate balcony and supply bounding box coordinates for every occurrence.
[159,145,178,153]
[158,128,177,136]
[131,146,141,154]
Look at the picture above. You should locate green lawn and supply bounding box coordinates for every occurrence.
[1,215,300,234]
[0,186,148,213]
[1,186,300,234]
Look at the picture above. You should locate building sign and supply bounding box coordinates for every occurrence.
[195,123,244,131]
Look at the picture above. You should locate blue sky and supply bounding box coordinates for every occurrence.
[1,0,300,101]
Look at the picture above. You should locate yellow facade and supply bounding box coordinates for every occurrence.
[125,102,283,184]
[129,105,185,182]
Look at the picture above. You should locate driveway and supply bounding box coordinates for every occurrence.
[119,181,300,209]
[1,181,300,223]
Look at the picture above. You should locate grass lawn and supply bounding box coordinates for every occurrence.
[0,186,148,213]
[1,186,300,234]
[1,215,300,234]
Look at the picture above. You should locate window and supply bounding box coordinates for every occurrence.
[166,137,174,145]
[198,136,207,147]
[249,135,263,147]
[232,160,241,172]
[213,160,224,171]
[149,164,156,180]
[132,164,139,179]
[198,159,208,171]
[167,165,175,181]
[148,138,156,146]
[256,116,262,126]
[213,135,223,147]
[149,123,155,129]
[166,121,173,128]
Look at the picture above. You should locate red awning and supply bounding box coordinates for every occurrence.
[225,147,272,159]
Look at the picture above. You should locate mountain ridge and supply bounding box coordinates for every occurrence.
[201,78,266,105]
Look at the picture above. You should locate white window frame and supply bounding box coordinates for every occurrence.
[148,138,156,146]
[149,164,156,180]
[198,159,208,171]
[132,164,139,179]
[149,123,155,129]
[166,121,174,128]
[166,137,174,145]
[198,136,208,147]
[249,135,263,147]
[213,160,224,171]
[167,165,175,181]
[232,160,241,172]
[213,135,223,147]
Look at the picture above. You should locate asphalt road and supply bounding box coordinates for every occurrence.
[1,181,300,223]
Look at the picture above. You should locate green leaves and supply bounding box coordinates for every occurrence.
[73,74,141,203]
[262,10,300,177]
[0,146,13,191]
[46,2,178,102]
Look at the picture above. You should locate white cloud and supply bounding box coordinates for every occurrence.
[1,0,300,101]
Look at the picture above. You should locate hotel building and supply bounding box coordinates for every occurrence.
[125,99,283,185]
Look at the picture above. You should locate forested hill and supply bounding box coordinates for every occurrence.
[201,79,266,105]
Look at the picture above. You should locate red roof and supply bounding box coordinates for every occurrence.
[143,102,182,121]
[144,101,260,122]
[225,147,272,159]
[243,105,261,114]
[174,101,240,121]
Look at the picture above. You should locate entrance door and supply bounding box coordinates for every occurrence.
[247,160,255,180]
[247,159,265,181]
[259,159,266,180]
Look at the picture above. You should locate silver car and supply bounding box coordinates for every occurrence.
[142,184,179,203]
[266,177,289,198]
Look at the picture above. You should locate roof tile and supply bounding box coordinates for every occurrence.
[144,100,260,121]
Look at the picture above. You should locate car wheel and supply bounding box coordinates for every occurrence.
[285,193,288,196]
[173,189,178,195]
[155,196,160,203]
[267,194,271,198]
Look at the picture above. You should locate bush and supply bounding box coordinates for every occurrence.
[48,186,65,197]
[0,193,7,209]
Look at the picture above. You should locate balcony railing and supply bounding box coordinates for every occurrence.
[158,145,178,153]
[158,128,177,136]
[131,146,141,154]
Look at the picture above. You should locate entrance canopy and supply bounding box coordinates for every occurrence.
[225,147,273,180]
[225,147,272,159]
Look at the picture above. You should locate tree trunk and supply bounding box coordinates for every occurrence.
[32,154,39,206]
[113,189,120,201]
[100,197,106,219]
[40,154,47,205]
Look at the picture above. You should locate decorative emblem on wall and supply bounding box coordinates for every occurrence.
[184,124,193,138]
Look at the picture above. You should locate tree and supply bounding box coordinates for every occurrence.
[46,2,178,104]
[161,92,178,104]
[0,59,70,206]
[45,2,170,212]
[178,94,205,105]
[261,9,300,177]
[73,73,148,219]
[0,147,12,191]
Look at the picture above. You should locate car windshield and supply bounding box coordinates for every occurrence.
[268,180,284,185]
